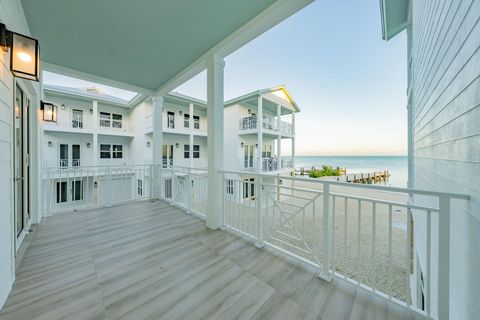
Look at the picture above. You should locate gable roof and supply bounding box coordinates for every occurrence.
[225,86,300,113]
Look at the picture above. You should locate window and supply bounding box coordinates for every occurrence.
[71,180,83,201]
[184,145,199,158]
[167,111,175,128]
[100,144,123,159]
[226,179,234,195]
[243,178,255,199]
[59,143,69,167]
[193,115,200,129]
[262,144,272,158]
[100,112,123,128]
[112,145,123,158]
[100,144,111,158]
[137,179,143,196]
[184,113,190,128]
[72,109,83,128]
[56,181,67,203]
[112,114,123,128]
[100,112,111,127]
[193,145,200,158]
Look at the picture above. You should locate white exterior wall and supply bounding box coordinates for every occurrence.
[409,1,480,319]
[42,132,94,167]
[0,0,41,309]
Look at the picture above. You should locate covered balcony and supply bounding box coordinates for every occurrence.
[2,190,429,320]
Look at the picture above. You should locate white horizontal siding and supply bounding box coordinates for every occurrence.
[411,0,480,319]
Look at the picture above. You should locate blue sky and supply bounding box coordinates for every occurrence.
[175,0,408,156]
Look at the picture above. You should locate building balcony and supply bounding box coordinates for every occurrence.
[239,116,293,136]
[241,157,293,172]
[16,165,467,319]
[1,187,422,319]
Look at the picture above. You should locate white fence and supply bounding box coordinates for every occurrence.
[220,170,468,320]
[240,157,294,172]
[239,116,293,135]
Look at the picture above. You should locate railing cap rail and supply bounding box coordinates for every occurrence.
[219,169,470,200]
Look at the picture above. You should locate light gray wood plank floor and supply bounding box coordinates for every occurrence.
[0,200,423,320]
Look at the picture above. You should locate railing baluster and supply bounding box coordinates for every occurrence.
[426,210,431,317]
[344,197,348,279]
[388,204,393,299]
[438,197,450,320]
[406,207,411,306]
[255,176,263,247]
[357,199,361,285]
[331,195,336,275]
[321,183,331,280]
[372,201,377,291]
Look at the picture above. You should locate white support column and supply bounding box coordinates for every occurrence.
[257,96,263,172]
[189,102,194,168]
[291,112,296,169]
[152,96,164,199]
[92,101,98,166]
[206,54,225,229]
[276,104,282,169]
[407,97,414,190]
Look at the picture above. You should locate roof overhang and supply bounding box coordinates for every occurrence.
[21,0,313,94]
[379,0,410,40]
[225,86,300,114]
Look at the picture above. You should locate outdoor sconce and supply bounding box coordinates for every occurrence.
[240,142,244,148]
[255,143,258,147]
[0,23,40,81]
[41,101,58,122]
[179,111,183,115]
[175,143,179,148]
[47,141,52,148]
[61,104,65,110]
[146,141,151,148]
[86,142,91,148]
[90,109,93,114]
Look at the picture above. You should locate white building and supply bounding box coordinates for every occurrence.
[39,84,298,213]
[381,1,479,319]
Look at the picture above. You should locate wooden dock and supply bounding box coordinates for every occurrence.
[338,171,390,184]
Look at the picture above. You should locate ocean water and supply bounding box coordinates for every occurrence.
[295,156,408,188]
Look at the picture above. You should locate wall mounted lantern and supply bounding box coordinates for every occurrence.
[240,142,244,148]
[86,142,91,148]
[90,109,93,114]
[47,141,52,148]
[61,104,65,110]
[41,101,57,122]
[146,141,151,148]
[175,143,179,148]
[0,23,40,81]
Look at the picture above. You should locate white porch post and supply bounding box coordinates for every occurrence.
[291,112,296,169]
[92,100,98,166]
[206,54,225,229]
[257,96,263,172]
[152,95,164,199]
[276,104,282,169]
[189,102,194,168]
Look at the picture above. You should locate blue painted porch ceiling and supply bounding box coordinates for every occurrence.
[21,0,276,91]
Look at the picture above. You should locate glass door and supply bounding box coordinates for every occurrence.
[72,109,83,128]
[14,84,30,238]
[14,85,24,237]
[72,144,81,167]
[59,144,69,167]
[162,144,174,167]
[244,144,254,169]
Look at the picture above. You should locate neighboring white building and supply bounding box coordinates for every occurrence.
[40,85,299,213]
[381,1,480,319]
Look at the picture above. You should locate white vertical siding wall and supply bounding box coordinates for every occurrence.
[410,0,480,318]
[0,0,34,309]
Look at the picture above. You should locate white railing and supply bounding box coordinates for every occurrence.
[219,170,469,320]
[240,157,294,172]
[239,116,293,135]
[72,114,83,129]
[42,164,153,215]
[158,166,208,219]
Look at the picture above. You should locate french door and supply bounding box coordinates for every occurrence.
[162,144,174,167]
[243,144,254,169]
[14,84,31,239]
[59,143,81,167]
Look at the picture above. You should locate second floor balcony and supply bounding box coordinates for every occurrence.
[241,157,293,172]
[239,116,293,136]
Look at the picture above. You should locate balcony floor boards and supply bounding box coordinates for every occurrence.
[0,201,422,320]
